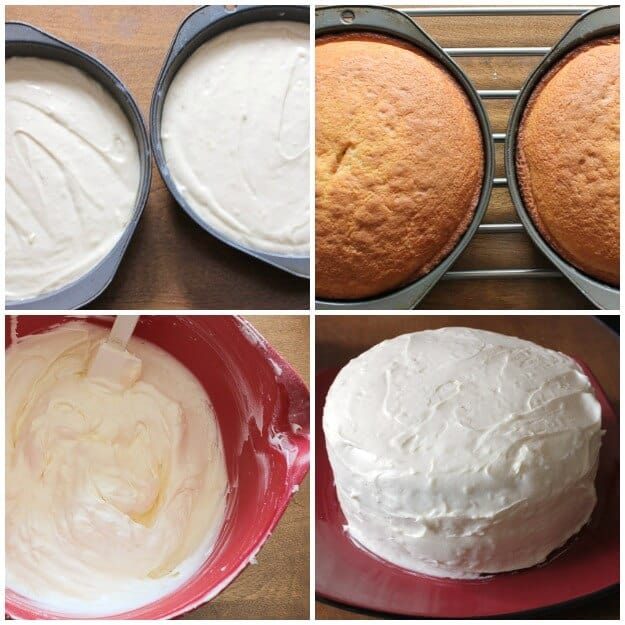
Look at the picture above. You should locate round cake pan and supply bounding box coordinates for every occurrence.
[315,5,494,310]
[5,315,310,619]
[150,5,310,280]
[5,22,152,311]
[505,6,620,311]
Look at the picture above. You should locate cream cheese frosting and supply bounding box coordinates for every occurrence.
[324,327,602,578]
[6,57,140,301]
[161,21,309,256]
[6,322,227,616]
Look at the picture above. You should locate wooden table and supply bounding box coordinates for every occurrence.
[6,6,309,310]
[316,314,619,619]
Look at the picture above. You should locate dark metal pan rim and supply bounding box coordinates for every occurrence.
[504,5,620,310]
[149,5,310,280]
[5,21,152,310]
[314,5,494,309]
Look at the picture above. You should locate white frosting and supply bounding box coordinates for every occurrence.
[6,322,227,616]
[324,327,602,578]
[161,21,309,256]
[6,57,140,301]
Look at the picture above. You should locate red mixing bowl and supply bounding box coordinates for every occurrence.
[5,315,310,619]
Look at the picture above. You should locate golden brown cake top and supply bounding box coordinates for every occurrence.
[517,36,620,286]
[315,33,484,300]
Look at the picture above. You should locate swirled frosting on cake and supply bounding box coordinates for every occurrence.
[323,327,602,578]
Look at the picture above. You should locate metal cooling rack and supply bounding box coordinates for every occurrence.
[405,5,596,282]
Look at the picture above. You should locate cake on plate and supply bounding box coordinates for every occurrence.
[323,327,602,578]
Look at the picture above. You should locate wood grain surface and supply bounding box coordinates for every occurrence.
[315,314,619,619]
[5,5,309,310]
[178,314,310,619]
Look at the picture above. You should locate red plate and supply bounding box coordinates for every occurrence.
[316,362,619,618]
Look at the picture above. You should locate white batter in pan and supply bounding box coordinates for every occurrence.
[161,21,310,256]
[6,57,140,301]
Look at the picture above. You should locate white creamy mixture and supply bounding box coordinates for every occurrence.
[6,322,227,616]
[324,327,602,578]
[161,21,309,255]
[6,57,140,301]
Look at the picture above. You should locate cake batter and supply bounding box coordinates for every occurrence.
[161,21,309,256]
[6,57,140,300]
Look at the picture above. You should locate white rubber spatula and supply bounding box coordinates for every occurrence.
[87,315,141,389]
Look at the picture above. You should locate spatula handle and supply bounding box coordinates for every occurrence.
[109,315,140,349]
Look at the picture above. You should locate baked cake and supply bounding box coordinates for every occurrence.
[324,327,602,578]
[316,34,484,300]
[517,36,620,286]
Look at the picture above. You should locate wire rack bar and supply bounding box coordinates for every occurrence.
[443,269,562,280]
[478,89,520,99]
[478,223,525,233]
[406,7,593,17]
